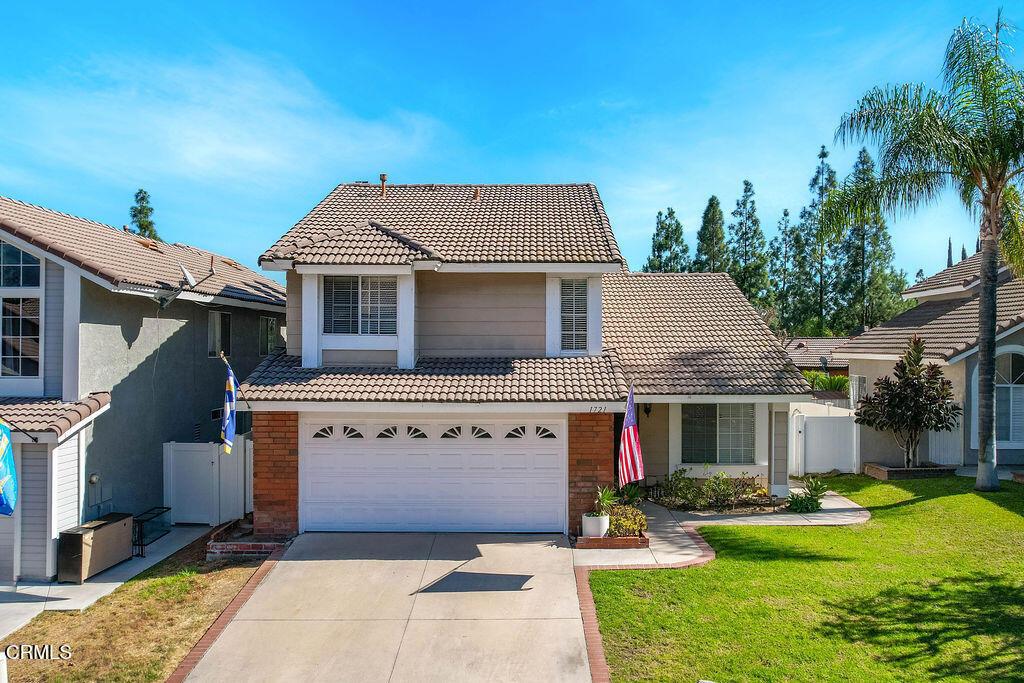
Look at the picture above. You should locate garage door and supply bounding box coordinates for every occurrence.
[299,417,567,532]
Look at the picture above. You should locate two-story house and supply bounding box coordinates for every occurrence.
[242,180,811,537]
[0,196,286,582]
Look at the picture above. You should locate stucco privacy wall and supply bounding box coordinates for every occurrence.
[415,271,546,357]
[77,281,283,518]
[963,325,1024,465]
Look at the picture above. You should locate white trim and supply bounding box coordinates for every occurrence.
[246,401,622,414]
[544,277,560,356]
[397,273,415,369]
[321,334,399,351]
[46,441,55,578]
[635,394,813,403]
[301,274,320,368]
[77,426,86,525]
[433,262,620,273]
[55,402,110,444]
[969,343,1024,449]
[0,256,45,397]
[7,401,111,445]
[62,270,80,401]
[586,276,602,356]
[295,264,412,276]
[668,403,682,471]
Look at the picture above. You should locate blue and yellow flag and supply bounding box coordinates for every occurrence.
[0,420,18,516]
[220,362,239,454]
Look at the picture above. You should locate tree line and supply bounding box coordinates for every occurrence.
[642,146,912,336]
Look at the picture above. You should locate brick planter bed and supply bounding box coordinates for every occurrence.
[206,519,289,561]
[864,462,957,481]
[575,533,649,549]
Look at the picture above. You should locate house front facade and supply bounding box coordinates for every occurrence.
[244,180,812,538]
[836,252,1024,467]
[0,196,286,581]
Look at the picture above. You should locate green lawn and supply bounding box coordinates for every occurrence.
[590,476,1024,682]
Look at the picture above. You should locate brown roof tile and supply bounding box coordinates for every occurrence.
[240,354,628,403]
[0,392,111,438]
[903,252,1005,296]
[782,337,851,370]
[261,183,622,266]
[0,197,285,307]
[836,276,1024,360]
[602,272,811,395]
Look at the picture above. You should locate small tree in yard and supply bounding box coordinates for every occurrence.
[855,336,962,468]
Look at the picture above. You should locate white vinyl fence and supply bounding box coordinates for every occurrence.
[791,404,860,476]
[163,433,253,526]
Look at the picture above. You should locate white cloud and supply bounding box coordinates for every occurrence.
[0,51,442,189]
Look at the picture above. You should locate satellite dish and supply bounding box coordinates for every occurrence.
[154,289,181,309]
[179,263,198,288]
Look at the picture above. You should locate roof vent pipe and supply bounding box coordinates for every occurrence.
[379,173,387,198]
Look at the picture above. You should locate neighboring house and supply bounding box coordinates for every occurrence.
[0,197,286,582]
[242,180,811,538]
[782,337,850,375]
[835,251,1021,467]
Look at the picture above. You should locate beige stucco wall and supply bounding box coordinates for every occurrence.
[638,403,669,477]
[415,271,545,357]
[286,270,301,356]
[321,349,397,366]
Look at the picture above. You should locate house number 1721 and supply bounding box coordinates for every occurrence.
[589,406,607,413]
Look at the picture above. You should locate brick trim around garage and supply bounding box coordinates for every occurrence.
[568,413,615,536]
[252,411,299,539]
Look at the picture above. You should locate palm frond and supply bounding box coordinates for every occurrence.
[1000,184,1024,277]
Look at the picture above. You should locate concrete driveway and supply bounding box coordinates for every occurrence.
[187,533,590,682]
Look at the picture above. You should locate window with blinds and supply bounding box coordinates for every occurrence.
[323,276,397,335]
[680,403,755,464]
[995,352,1024,443]
[560,278,588,352]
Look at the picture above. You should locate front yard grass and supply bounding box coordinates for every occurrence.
[0,536,260,682]
[590,475,1024,682]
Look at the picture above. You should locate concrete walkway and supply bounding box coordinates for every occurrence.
[955,466,1021,481]
[573,493,869,568]
[0,525,209,639]
[187,533,590,683]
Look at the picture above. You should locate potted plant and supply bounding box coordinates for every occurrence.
[582,486,616,538]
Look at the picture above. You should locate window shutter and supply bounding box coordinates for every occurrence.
[560,279,588,351]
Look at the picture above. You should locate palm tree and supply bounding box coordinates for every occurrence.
[830,13,1024,491]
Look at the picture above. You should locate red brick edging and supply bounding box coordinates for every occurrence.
[166,548,286,682]
[574,525,716,683]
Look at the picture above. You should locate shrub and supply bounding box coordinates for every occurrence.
[589,486,617,517]
[787,476,829,513]
[617,483,644,507]
[658,469,763,510]
[661,469,706,509]
[607,504,648,537]
[802,369,850,393]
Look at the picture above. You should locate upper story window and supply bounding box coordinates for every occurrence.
[259,316,279,356]
[0,242,40,288]
[1,298,39,377]
[323,275,397,335]
[208,310,231,357]
[560,279,587,352]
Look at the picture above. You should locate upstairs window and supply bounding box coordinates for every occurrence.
[208,310,231,357]
[0,242,40,288]
[323,276,397,335]
[560,278,588,352]
[1,298,39,377]
[259,316,279,356]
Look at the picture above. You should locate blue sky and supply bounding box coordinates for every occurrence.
[0,1,1012,282]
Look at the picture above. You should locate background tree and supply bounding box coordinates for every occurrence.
[915,268,926,283]
[129,188,160,241]
[793,146,840,335]
[947,237,954,267]
[961,244,968,261]
[642,207,691,272]
[831,13,1024,490]
[855,337,962,468]
[727,180,771,310]
[834,149,911,332]
[768,209,799,332]
[693,196,729,272]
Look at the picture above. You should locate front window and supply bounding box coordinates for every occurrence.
[0,242,40,287]
[323,276,397,335]
[259,316,279,356]
[680,403,755,464]
[560,278,587,352]
[208,310,231,357]
[1,298,39,377]
[995,353,1024,443]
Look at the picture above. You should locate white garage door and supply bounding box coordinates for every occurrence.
[299,416,567,532]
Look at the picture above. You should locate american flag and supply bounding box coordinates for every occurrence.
[618,384,645,488]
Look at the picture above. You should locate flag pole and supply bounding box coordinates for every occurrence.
[0,417,38,443]
[218,351,252,410]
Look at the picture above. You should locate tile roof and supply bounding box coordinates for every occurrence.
[903,252,1004,296]
[782,337,851,370]
[0,196,285,308]
[835,276,1024,361]
[261,183,622,266]
[602,272,811,395]
[0,392,110,438]
[240,353,628,403]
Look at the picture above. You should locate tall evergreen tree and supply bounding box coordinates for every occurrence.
[915,268,926,284]
[692,196,730,272]
[130,188,160,241]
[792,145,840,335]
[726,180,771,309]
[834,149,911,332]
[768,209,799,331]
[961,244,968,261]
[642,207,691,272]
[947,237,954,267]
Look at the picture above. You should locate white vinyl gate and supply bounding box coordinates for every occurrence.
[792,405,860,475]
[299,415,568,533]
[163,435,253,525]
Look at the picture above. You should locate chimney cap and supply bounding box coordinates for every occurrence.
[472,187,481,201]
[379,173,388,198]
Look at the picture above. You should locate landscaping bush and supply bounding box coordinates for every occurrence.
[607,504,648,537]
[657,469,763,510]
[802,369,850,393]
[617,482,644,507]
[787,477,829,513]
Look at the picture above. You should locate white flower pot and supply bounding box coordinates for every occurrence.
[581,514,609,538]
